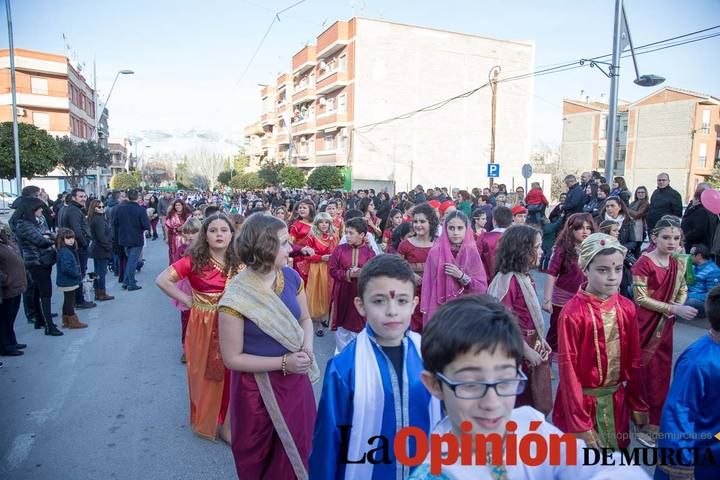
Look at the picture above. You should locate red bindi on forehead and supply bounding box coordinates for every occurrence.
[389,290,396,299]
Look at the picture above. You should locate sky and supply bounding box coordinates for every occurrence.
[3,0,719,156]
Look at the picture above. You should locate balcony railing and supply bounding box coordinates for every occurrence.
[316,71,349,95]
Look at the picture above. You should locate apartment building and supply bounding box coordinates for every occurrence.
[560,87,720,201]
[245,17,534,193]
[0,48,96,140]
[108,138,131,176]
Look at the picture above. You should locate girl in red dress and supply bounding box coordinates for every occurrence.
[631,215,694,445]
[289,200,315,284]
[165,199,192,264]
[397,203,438,333]
[381,208,403,251]
[305,213,337,337]
[357,197,382,240]
[488,224,553,414]
[542,212,596,354]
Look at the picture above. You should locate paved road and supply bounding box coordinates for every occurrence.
[0,234,709,479]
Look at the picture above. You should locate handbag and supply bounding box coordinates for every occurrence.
[38,247,57,267]
[527,332,553,416]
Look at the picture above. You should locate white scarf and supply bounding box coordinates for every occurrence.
[487,272,545,336]
[604,212,625,225]
[345,330,441,480]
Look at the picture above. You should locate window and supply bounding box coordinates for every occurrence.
[324,133,335,150]
[32,112,50,130]
[324,96,335,113]
[599,114,607,139]
[31,77,48,95]
[338,133,347,153]
[699,143,708,168]
[701,109,711,134]
[338,93,347,114]
[339,54,347,72]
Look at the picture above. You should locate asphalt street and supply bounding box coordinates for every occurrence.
[0,233,710,479]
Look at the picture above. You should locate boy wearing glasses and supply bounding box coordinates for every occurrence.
[412,295,648,479]
[311,255,440,480]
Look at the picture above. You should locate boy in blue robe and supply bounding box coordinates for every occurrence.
[655,284,720,480]
[310,255,440,480]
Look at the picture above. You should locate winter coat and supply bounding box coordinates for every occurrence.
[56,246,82,288]
[681,201,718,253]
[647,186,683,231]
[60,201,92,250]
[13,218,55,268]
[0,240,28,299]
[89,214,113,260]
[113,201,151,248]
[563,183,586,216]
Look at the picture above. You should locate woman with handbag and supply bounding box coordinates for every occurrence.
[488,224,553,415]
[13,198,62,336]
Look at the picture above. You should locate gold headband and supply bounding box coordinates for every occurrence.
[579,233,627,271]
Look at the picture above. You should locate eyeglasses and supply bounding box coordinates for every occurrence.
[435,371,528,399]
[96,205,105,208]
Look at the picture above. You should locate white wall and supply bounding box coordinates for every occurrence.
[352,18,534,192]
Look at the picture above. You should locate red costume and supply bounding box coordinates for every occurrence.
[476,230,503,278]
[397,239,432,332]
[328,243,375,333]
[554,289,649,448]
[631,254,687,428]
[289,220,312,283]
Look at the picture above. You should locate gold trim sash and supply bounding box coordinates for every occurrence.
[583,383,620,449]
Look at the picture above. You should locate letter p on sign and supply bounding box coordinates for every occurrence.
[487,163,500,178]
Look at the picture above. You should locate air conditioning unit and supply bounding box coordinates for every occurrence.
[318,97,327,106]
[340,128,348,136]
[15,107,27,117]
[319,60,327,69]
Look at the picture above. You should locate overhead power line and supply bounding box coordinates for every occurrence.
[354,25,720,132]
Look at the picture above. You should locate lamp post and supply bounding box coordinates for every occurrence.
[137,145,151,171]
[94,69,134,195]
[5,0,21,195]
[602,0,664,180]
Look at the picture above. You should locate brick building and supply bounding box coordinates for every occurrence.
[245,17,534,193]
[561,87,720,201]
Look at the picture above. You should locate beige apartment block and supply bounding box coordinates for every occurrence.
[560,87,720,201]
[245,17,535,193]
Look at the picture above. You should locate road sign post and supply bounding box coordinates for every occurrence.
[521,163,533,196]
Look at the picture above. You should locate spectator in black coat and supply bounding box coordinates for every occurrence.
[88,199,115,301]
[562,174,586,218]
[681,182,718,254]
[647,172,683,231]
[113,190,150,291]
[59,188,95,309]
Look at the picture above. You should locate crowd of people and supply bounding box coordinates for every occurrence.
[1,169,718,479]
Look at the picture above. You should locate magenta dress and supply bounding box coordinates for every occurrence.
[225,267,316,479]
[546,248,585,353]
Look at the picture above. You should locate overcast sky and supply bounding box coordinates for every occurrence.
[4,0,719,154]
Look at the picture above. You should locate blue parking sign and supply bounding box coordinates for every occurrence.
[487,163,500,178]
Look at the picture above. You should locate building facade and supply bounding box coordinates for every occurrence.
[245,17,534,193]
[560,87,720,201]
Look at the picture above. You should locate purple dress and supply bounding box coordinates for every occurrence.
[226,266,317,479]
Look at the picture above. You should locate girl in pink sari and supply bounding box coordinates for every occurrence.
[421,210,487,325]
[165,199,192,264]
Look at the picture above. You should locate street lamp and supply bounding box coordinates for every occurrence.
[603,0,664,180]
[95,69,134,195]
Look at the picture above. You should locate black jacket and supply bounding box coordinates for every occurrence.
[89,214,113,260]
[60,201,91,249]
[113,201,151,248]
[14,218,54,267]
[681,202,718,252]
[647,186,683,230]
[9,196,52,231]
[563,183,586,217]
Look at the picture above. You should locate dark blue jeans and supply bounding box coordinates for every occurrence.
[123,246,143,287]
[93,258,109,291]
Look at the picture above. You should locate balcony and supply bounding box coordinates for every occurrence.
[292,118,316,136]
[0,91,69,110]
[260,85,275,99]
[316,111,349,129]
[292,45,317,75]
[261,112,276,126]
[277,102,289,114]
[315,71,349,95]
[276,133,290,145]
[292,86,316,105]
[317,21,351,59]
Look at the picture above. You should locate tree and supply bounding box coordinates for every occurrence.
[229,172,264,191]
[708,160,720,188]
[141,160,174,186]
[279,166,305,189]
[307,166,344,191]
[231,152,250,175]
[190,174,210,191]
[57,136,112,187]
[258,161,283,186]
[217,170,233,186]
[0,122,62,179]
[110,172,140,190]
[530,144,566,201]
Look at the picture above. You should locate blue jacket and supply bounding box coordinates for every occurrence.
[113,201,151,248]
[56,246,82,287]
[688,260,720,302]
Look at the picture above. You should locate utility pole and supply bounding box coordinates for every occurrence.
[5,0,22,195]
[488,65,501,188]
[604,0,623,181]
